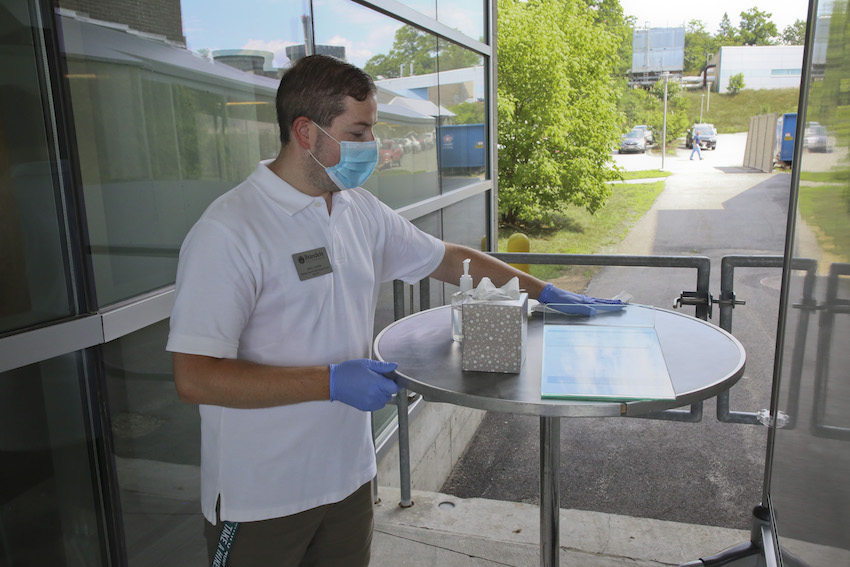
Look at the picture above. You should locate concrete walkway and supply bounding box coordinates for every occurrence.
[371,487,749,566]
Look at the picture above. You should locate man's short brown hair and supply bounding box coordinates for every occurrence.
[276,54,376,145]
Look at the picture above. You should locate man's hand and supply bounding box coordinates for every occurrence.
[537,283,625,316]
[329,359,402,411]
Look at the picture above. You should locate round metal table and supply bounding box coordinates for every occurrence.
[375,305,746,566]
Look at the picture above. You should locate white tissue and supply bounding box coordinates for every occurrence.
[470,276,521,301]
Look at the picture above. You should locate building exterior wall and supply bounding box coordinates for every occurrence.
[57,0,186,44]
[713,45,804,94]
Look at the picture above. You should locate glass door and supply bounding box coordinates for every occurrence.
[768,0,850,564]
[1,0,110,564]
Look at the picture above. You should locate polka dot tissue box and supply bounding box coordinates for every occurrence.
[461,292,528,373]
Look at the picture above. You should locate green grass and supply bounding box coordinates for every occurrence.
[800,170,849,184]
[683,88,799,133]
[498,178,665,284]
[620,169,671,180]
[798,183,850,263]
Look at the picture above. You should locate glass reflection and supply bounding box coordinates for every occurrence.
[103,319,204,565]
[437,0,485,43]
[437,39,486,191]
[1,0,76,333]
[391,0,486,42]
[770,1,850,564]
[314,1,442,208]
[0,354,105,566]
[57,0,306,306]
[371,212,443,436]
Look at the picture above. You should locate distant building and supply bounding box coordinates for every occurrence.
[629,26,685,87]
[708,46,804,93]
[284,44,346,65]
[212,50,280,79]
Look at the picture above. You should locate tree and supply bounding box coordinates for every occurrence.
[717,12,741,45]
[782,19,807,45]
[738,7,779,46]
[363,26,479,79]
[580,0,635,79]
[647,78,691,143]
[448,100,485,124]
[727,73,746,95]
[685,19,720,74]
[497,0,621,226]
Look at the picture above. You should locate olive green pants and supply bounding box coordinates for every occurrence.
[205,482,373,567]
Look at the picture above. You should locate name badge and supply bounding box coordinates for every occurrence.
[292,247,333,281]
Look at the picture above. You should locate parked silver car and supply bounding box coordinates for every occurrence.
[633,124,653,145]
[619,129,646,154]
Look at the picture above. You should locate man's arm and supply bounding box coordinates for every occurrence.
[173,353,330,409]
[430,242,548,299]
[173,353,400,411]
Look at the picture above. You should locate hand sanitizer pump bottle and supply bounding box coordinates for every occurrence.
[451,259,473,342]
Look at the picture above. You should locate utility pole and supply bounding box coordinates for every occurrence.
[662,72,669,170]
[700,93,705,123]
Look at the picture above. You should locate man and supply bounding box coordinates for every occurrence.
[167,54,619,566]
[690,130,704,160]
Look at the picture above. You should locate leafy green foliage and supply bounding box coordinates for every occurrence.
[782,19,807,45]
[363,26,478,79]
[618,77,691,145]
[738,8,779,46]
[727,73,746,95]
[497,0,622,226]
[684,20,720,75]
[448,100,485,125]
[716,12,741,45]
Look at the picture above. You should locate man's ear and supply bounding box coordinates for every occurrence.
[291,116,314,151]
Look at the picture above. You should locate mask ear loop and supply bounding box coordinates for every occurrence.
[308,121,339,169]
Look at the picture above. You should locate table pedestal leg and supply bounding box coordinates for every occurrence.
[540,416,560,566]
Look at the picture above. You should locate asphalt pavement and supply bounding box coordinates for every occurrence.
[442,134,791,531]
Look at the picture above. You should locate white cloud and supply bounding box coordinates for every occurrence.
[242,38,301,67]
[432,6,483,40]
[325,35,374,67]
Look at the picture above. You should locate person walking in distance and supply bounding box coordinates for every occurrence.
[690,130,704,160]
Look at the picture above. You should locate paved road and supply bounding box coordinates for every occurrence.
[442,134,793,531]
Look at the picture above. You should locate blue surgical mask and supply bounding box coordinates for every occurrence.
[310,122,378,190]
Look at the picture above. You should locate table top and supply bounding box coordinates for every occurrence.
[374,305,746,418]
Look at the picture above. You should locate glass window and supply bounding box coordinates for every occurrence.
[441,193,487,304]
[57,0,307,306]
[0,353,106,566]
[1,0,77,333]
[371,211,442,436]
[436,0,485,42]
[436,40,487,192]
[102,319,204,565]
[313,0,442,208]
[392,0,486,42]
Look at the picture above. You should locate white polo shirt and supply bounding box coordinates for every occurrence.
[166,160,445,524]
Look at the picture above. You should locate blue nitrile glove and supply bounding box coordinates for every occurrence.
[537,283,625,316]
[329,359,401,411]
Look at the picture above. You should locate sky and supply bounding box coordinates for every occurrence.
[619,0,810,33]
[180,1,813,71]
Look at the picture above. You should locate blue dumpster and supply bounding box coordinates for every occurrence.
[440,124,486,172]
[777,112,797,164]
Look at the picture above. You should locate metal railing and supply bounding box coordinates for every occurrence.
[382,252,845,503]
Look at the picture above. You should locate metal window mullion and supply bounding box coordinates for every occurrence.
[395,180,491,221]
[0,316,104,374]
[0,286,175,374]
